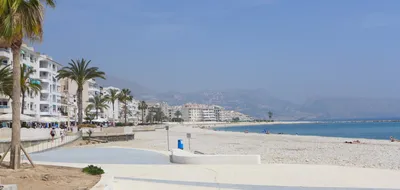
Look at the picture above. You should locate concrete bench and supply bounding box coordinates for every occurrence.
[170,149,261,165]
[0,184,17,190]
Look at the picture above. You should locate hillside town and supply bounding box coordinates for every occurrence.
[0,44,253,126]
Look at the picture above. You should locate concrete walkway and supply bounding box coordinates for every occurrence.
[32,162,400,190]
[1,134,80,162]
[25,147,400,190]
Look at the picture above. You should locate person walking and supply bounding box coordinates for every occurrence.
[50,128,56,142]
[60,130,65,142]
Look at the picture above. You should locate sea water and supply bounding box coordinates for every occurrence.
[214,122,400,140]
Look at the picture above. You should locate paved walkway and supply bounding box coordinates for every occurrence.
[29,147,170,164]
[1,134,80,162]
[26,147,400,190]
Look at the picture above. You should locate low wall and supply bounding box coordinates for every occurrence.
[0,128,62,141]
[82,133,135,142]
[170,149,261,165]
[81,126,155,134]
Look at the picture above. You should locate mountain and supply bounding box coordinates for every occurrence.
[96,75,155,98]
[155,89,315,120]
[97,77,400,120]
[300,97,400,119]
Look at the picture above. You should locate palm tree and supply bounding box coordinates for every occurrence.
[174,110,182,119]
[57,59,105,125]
[104,89,119,127]
[268,111,273,121]
[0,0,55,169]
[84,106,95,123]
[87,94,109,119]
[0,64,12,97]
[138,101,148,124]
[20,64,41,114]
[118,88,132,125]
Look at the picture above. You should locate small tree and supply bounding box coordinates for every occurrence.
[268,111,273,122]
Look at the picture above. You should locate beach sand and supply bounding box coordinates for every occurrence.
[88,124,400,170]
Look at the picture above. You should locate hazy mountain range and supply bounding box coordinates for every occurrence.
[98,76,400,120]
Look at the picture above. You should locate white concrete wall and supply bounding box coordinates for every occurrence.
[0,128,62,141]
[171,149,261,165]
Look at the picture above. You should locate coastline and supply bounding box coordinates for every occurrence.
[166,121,317,128]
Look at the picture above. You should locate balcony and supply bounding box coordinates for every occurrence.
[0,48,11,58]
[40,75,50,83]
[41,88,49,94]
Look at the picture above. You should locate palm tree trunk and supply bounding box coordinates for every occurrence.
[141,109,144,124]
[77,87,83,124]
[124,103,127,124]
[112,102,115,127]
[96,108,98,119]
[10,41,22,169]
[21,92,25,114]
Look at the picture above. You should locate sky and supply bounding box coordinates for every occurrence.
[34,0,400,103]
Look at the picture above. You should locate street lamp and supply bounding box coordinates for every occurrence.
[165,125,170,151]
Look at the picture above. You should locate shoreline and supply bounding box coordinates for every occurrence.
[167,121,318,128]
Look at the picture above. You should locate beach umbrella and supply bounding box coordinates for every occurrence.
[39,117,57,123]
[0,113,36,122]
[92,118,108,123]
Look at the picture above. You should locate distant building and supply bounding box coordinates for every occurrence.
[167,106,182,120]
[181,103,222,122]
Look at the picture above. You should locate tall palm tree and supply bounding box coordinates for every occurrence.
[87,94,109,119]
[0,0,55,169]
[138,101,148,124]
[0,64,12,97]
[118,88,132,125]
[57,59,105,124]
[20,64,41,114]
[104,89,119,126]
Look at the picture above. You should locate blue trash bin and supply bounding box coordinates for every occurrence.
[178,139,184,150]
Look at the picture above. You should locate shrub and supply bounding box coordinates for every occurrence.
[78,124,97,130]
[82,165,104,175]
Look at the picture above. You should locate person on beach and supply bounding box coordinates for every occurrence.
[50,128,56,142]
[390,136,400,142]
[345,140,361,144]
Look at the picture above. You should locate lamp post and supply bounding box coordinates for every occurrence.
[165,125,170,151]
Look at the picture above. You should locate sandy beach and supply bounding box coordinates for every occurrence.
[85,124,400,171]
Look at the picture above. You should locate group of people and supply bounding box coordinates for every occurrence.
[49,127,67,142]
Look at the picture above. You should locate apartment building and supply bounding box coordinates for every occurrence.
[167,106,182,120]
[181,103,221,122]
[0,44,62,120]
[38,55,62,118]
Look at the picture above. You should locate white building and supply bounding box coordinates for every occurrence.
[181,103,220,122]
[0,44,62,120]
[167,106,182,120]
[220,110,253,122]
[38,55,62,118]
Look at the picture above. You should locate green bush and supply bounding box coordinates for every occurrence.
[82,165,104,175]
[115,122,134,127]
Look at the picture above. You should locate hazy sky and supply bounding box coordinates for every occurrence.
[34,0,400,103]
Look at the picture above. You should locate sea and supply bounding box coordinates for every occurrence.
[213,121,400,140]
